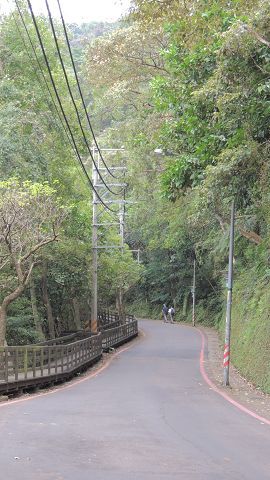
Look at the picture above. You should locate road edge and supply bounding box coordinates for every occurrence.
[0,330,144,409]
[198,327,270,426]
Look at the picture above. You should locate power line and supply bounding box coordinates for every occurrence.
[10,7,90,191]
[44,0,122,197]
[56,0,119,181]
[13,0,122,220]
[13,0,75,155]
[12,1,94,190]
[26,0,117,214]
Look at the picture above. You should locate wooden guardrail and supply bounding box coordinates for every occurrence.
[98,311,135,331]
[98,311,120,330]
[102,320,138,350]
[0,316,138,394]
[38,331,91,346]
[0,334,102,394]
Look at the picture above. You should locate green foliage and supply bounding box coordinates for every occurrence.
[95,0,270,392]
[0,0,269,397]
[126,299,161,320]
[98,245,144,304]
[0,7,145,342]
[219,261,270,392]
[6,315,41,345]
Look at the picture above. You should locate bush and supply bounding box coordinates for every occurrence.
[127,300,161,319]
[6,315,41,345]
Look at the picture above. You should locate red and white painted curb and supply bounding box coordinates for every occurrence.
[198,327,270,426]
[0,324,269,427]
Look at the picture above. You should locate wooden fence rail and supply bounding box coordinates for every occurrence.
[38,331,92,346]
[98,311,135,331]
[0,317,138,394]
[102,320,138,350]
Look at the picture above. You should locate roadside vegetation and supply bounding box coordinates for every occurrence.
[85,0,270,392]
[0,1,269,391]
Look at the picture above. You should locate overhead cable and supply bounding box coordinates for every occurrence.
[56,0,119,180]
[13,0,76,156]
[26,0,117,214]
[45,0,122,197]
[12,1,108,194]
[11,5,91,189]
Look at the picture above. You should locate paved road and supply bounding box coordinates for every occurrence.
[0,320,269,480]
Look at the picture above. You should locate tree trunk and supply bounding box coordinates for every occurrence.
[0,283,26,346]
[41,263,55,339]
[116,288,125,323]
[0,305,7,346]
[182,291,190,318]
[72,298,81,330]
[30,277,44,340]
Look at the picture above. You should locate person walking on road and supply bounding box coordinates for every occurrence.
[162,304,168,323]
[168,306,175,323]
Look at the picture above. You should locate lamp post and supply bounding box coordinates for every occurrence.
[223,200,235,386]
[192,258,196,327]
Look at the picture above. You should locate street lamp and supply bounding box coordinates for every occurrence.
[223,200,235,386]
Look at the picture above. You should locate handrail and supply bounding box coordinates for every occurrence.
[37,331,92,346]
[0,316,138,394]
[0,334,102,389]
[102,319,138,350]
[98,311,134,330]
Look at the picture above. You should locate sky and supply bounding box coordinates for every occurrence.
[1,0,132,23]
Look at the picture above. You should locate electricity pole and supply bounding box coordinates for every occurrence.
[91,147,127,332]
[119,207,124,250]
[223,199,235,386]
[91,160,98,333]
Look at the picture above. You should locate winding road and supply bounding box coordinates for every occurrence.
[0,320,269,479]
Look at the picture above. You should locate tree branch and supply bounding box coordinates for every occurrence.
[0,258,10,271]
[23,261,37,287]
[238,228,262,245]
[214,212,227,234]
[214,210,262,244]
[245,25,270,49]
[21,235,58,263]
[2,284,25,309]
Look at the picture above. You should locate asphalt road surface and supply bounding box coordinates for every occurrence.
[0,320,269,480]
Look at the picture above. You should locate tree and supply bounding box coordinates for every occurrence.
[0,10,96,342]
[0,179,66,344]
[85,22,168,129]
[97,223,144,317]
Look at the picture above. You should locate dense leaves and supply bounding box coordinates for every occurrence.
[0,7,141,344]
[1,0,269,391]
[83,0,270,389]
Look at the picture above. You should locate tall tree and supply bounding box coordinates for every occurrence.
[0,179,66,344]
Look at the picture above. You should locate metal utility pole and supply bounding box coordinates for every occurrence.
[223,199,235,387]
[119,207,124,251]
[118,203,124,322]
[192,258,196,327]
[91,147,127,333]
[91,160,98,333]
